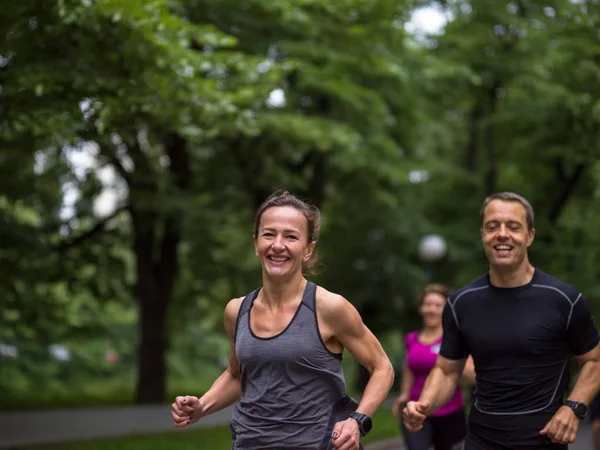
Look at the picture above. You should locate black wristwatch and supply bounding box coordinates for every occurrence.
[348,411,373,437]
[565,400,588,420]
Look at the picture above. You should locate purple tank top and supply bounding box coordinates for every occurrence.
[405,331,464,417]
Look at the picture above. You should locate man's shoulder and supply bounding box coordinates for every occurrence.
[448,274,490,305]
[531,269,580,302]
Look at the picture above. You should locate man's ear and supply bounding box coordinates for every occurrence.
[527,228,535,247]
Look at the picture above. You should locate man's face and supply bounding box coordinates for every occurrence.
[481,199,535,269]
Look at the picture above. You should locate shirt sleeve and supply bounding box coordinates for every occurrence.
[439,300,469,360]
[566,294,600,356]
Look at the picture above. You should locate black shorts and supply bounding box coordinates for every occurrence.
[466,407,567,450]
[465,431,566,450]
[400,407,466,450]
[591,394,600,422]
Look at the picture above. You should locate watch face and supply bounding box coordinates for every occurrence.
[575,403,588,418]
[362,416,373,433]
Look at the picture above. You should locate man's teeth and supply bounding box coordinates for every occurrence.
[495,246,511,250]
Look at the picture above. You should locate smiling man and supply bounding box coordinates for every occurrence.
[403,192,600,449]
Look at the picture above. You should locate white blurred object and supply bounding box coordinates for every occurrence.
[49,344,72,361]
[266,88,286,108]
[0,343,18,358]
[419,234,447,262]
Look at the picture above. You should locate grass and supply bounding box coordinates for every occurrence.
[3,356,362,412]
[363,407,401,444]
[1,374,216,411]
[27,407,400,450]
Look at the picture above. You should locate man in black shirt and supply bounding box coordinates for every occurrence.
[403,192,600,449]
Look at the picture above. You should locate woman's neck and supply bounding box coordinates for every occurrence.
[421,325,442,337]
[260,273,306,311]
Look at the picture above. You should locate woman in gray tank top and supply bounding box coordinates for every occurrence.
[172,191,395,450]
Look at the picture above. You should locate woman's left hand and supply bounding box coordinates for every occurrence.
[331,417,361,450]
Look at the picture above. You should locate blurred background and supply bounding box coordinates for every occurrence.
[1,0,600,447]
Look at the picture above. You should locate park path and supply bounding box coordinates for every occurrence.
[0,404,593,449]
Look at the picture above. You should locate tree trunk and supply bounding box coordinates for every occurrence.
[132,209,169,404]
[132,133,190,404]
[484,86,498,195]
[464,104,482,172]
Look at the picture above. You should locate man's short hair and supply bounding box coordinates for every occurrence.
[480,192,534,230]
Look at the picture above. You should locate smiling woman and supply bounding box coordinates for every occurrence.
[252,191,322,278]
[171,191,395,450]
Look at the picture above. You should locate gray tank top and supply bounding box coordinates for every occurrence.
[230,282,363,450]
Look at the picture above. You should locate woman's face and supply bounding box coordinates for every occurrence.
[253,206,315,279]
[419,292,446,328]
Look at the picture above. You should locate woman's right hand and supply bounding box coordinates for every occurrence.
[172,395,205,427]
[392,393,409,418]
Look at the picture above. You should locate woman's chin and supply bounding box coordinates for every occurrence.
[264,265,293,278]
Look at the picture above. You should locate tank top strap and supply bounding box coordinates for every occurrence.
[300,281,318,312]
[234,288,260,341]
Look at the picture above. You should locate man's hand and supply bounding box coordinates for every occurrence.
[392,394,409,418]
[171,395,204,428]
[539,405,579,444]
[331,417,361,450]
[402,400,431,432]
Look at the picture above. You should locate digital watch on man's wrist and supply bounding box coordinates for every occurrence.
[565,400,588,420]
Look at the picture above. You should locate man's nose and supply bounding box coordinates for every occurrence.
[497,224,509,238]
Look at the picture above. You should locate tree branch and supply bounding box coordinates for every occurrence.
[55,204,129,252]
[548,163,585,226]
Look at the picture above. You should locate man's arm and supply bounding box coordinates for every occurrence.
[565,293,600,406]
[568,343,600,406]
[418,356,466,414]
[461,355,476,385]
[322,293,394,417]
[419,297,470,414]
[538,294,600,444]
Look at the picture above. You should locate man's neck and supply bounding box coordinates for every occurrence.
[489,262,535,288]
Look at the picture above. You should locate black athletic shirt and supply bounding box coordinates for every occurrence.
[440,269,599,449]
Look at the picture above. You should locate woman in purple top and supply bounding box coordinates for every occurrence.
[392,284,475,450]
